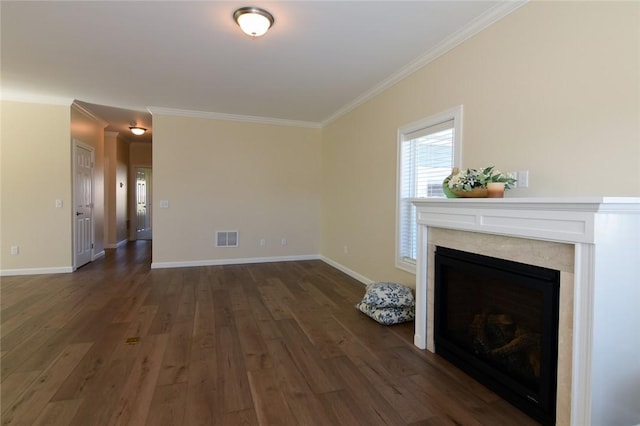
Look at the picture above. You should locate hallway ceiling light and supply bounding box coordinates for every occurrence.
[233,7,274,37]
[129,126,146,136]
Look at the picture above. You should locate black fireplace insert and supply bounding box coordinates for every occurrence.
[434,246,560,425]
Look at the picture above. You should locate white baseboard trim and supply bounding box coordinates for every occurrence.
[319,256,373,286]
[151,254,321,270]
[105,240,128,249]
[92,250,106,261]
[0,266,74,277]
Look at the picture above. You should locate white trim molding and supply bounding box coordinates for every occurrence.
[320,256,373,286]
[105,240,128,249]
[0,90,74,106]
[148,106,322,129]
[0,266,74,277]
[151,254,321,269]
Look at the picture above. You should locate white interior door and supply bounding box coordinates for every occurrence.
[74,142,94,268]
[135,167,152,240]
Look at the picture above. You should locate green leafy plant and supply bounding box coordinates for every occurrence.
[447,166,517,191]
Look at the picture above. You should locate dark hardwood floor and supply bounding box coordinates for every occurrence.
[1,241,537,425]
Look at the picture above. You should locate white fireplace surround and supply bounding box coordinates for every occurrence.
[412,197,639,426]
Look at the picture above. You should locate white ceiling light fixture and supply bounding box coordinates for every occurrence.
[129,124,146,136]
[233,7,274,37]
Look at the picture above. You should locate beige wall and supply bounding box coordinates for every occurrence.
[152,114,322,265]
[1,101,73,272]
[104,131,130,246]
[115,135,129,243]
[130,142,152,166]
[321,1,640,287]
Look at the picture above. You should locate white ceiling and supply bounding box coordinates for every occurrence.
[1,1,524,140]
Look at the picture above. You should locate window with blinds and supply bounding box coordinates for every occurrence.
[396,107,461,273]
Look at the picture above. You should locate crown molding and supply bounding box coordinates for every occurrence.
[0,90,74,106]
[71,101,109,128]
[321,0,528,127]
[148,106,322,129]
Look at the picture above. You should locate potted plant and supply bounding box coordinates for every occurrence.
[444,166,517,198]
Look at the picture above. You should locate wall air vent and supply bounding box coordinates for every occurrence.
[216,231,238,247]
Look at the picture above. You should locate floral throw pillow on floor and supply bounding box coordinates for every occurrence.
[355,282,415,325]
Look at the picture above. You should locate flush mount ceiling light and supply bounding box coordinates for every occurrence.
[129,124,146,136]
[233,7,274,37]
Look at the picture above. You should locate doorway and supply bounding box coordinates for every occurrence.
[135,167,152,240]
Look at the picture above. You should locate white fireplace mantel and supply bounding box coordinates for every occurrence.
[412,197,640,426]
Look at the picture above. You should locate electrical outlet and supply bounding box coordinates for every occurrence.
[11,245,19,255]
[260,238,266,247]
[343,245,348,254]
[55,199,63,208]
[517,170,529,188]
[281,238,287,246]
[159,200,169,208]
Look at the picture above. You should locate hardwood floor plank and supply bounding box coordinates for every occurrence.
[109,305,159,361]
[255,278,294,321]
[212,289,235,328]
[325,356,406,426]
[110,286,151,324]
[0,371,42,413]
[156,318,193,386]
[184,351,220,426]
[146,294,181,335]
[175,275,197,320]
[1,342,92,426]
[275,319,342,394]
[318,389,375,426]
[1,284,75,337]
[31,399,83,426]
[107,333,169,426]
[50,322,129,401]
[221,408,259,426]
[68,358,135,426]
[233,308,273,372]
[297,279,340,311]
[191,301,215,359]
[216,326,253,413]
[9,302,121,379]
[353,351,437,423]
[407,373,489,426]
[247,368,297,425]
[144,382,188,426]
[333,306,410,351]
[1,327,60,381]
[264,338,338,425]
[290,307,352,359]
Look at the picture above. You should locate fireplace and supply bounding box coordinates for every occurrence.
[411,197,640,425]
[434,246,560,424]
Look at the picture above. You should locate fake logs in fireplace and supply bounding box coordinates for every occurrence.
[468,311,541,388]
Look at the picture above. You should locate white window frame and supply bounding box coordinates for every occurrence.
[395,105,463,274]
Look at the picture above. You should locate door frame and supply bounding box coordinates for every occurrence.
[72,139,95,270]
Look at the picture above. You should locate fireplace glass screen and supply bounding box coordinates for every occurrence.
[434,246,560,425]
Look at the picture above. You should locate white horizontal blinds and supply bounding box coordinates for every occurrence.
[400,119,454,262]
